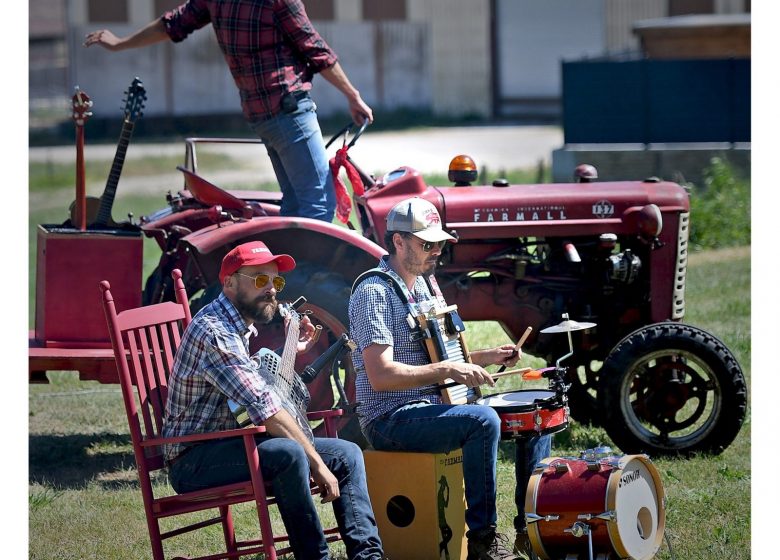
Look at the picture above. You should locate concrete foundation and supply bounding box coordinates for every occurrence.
[552,142,750,186]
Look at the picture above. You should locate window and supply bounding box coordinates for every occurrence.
[362,0,406,21]
[304,0,335,20]
[88,0,128,23]
[668,0,714,16]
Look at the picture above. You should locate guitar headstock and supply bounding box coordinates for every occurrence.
[122,77,147,123]
[71,87,93,126]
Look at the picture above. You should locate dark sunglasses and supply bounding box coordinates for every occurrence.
[406,235,447,252]
[234,272,286,292]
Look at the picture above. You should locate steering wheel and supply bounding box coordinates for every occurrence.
[325,120,370,150]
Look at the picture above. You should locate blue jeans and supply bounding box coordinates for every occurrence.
[364,402,551,535]
[514,434,551,532]
[169,436,383,560]
[249,97,336,222]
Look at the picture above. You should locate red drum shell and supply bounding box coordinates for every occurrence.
[476,390,568,439]
[525,455,666,560]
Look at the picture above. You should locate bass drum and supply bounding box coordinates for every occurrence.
[525,452,665,560]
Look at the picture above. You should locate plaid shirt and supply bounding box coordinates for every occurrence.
[162,292,282,462]
[349,257,443,431]
[162,0,337,121]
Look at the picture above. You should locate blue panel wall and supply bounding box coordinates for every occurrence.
[562,58,750,144]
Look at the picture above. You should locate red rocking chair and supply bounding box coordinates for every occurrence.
[100,269,342,560]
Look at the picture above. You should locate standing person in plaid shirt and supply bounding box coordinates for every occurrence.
[160,241,384,560]
[85,0,373,222]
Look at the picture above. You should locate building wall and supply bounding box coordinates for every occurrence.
[46,0,751,122]
[408,0,492,117]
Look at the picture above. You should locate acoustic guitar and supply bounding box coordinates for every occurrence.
[69,77,146,228]
[70,87,92,230]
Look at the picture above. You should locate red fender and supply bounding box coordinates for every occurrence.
[180,216,387,285]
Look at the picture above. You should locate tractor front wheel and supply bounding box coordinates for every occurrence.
[598,322,747,457]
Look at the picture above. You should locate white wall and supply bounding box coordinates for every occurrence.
[495,0,605,99]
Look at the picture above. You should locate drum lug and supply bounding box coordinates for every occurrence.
[526,513,560,523]
[553,463,571,473]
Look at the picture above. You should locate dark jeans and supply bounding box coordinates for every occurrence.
[364,401,551,535]
[169,436,383,560]
[514,433,551,532]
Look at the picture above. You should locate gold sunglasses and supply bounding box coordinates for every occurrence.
[233,272,286,292]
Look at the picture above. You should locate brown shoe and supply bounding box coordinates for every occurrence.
[467,527,519,560]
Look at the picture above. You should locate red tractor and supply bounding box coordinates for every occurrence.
[30,120,746,457]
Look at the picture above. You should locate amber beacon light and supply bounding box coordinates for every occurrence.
[448,154,478,186]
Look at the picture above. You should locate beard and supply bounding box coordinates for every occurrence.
[402,250,438,277]
[234,291,278,325]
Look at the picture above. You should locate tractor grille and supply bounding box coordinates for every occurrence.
[672,212,690,319]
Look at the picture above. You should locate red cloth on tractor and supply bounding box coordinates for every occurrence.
[329,146,365,223]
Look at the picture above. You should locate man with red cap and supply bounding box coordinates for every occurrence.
[163,241,384,560]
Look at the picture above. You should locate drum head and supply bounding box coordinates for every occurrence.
[477,390,557,410]
[607,455,666,560]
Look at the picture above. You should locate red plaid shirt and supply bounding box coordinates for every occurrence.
[162,0,337,121]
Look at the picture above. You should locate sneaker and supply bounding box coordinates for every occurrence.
[513,530,537,560]
[467,527,520,560]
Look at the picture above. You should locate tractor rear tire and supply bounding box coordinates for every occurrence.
[598,322,747,457]
[282,262,367,448]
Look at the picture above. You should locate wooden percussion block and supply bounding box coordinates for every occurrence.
[364,449,468,560]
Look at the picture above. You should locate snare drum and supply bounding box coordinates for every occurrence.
[475,390,568,439]
[525,453,666,560]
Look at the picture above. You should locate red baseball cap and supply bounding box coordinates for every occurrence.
[219,241,296,284]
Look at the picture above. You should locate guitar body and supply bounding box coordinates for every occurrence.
[68,196,123,228]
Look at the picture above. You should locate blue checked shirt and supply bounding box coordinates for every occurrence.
[163,292,282,462]
[349,257,443,431]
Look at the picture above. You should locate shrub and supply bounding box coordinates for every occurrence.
[687,157,751,251]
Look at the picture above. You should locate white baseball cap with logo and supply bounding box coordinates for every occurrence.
[386,197,456,243]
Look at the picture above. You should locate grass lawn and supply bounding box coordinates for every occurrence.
[28,245,751,559]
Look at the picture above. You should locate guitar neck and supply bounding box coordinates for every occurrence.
[95,119,135,226]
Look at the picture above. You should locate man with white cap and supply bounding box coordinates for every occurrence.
[349,198,550,560]
[164,241,384,560]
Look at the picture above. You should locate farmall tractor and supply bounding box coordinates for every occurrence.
[30,117,747,457]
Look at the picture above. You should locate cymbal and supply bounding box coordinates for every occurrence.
[540,319,597,334]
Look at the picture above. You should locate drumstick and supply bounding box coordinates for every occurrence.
[496,326,533,373]
[437,367,531,390]
[491,367,532,380]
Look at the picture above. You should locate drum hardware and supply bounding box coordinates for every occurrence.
[526,513,560,523]
[577,512,617,522]
[564,522,595,560]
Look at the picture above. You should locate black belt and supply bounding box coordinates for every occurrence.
[280,90,310,114]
